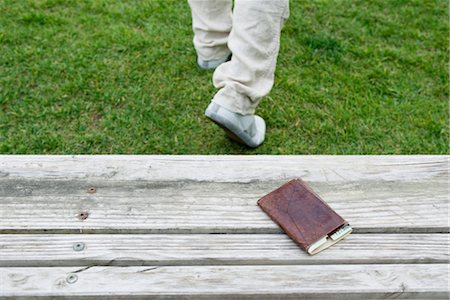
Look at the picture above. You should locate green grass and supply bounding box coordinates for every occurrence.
[0,0,448,154]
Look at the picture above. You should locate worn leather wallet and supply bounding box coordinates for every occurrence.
[257,178,352,255]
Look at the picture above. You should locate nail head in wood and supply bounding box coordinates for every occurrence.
[78,211,89,220]
[73,242,85,251]
[66,273,78,284]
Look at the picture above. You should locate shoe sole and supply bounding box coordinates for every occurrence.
[205,115,254,147]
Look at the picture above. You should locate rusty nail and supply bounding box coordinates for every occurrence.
[78,211,89,220]
[73,242,85,251]
[66,273,78,284]
[87,187,96,194]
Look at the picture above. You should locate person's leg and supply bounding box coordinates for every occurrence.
[188,0,232,69]
[211,0,289,115]
[205,0,289,147]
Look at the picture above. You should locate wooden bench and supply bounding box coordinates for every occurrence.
[0,155,448,299]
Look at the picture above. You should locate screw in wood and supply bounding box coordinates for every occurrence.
[73,242,85,252]
[87,187,96,194]
[66,273,78,284]
[78,211,89,220]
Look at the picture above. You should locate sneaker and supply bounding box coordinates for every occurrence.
[197,54,231,70]
[205,102,265,148]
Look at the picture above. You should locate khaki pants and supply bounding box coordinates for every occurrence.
[188,0,290,115]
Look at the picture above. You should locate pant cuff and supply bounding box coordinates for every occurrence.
[195,43,231,62]
[212,87,258,115]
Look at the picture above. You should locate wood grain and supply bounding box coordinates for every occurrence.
[0,155,447,182]
[0,179,447,233]
[1,156,447,233]
[0,156,448,299]
[0,234,447,267]
[1,264,448,299]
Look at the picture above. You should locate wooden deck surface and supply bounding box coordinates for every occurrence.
[0,155,448,299]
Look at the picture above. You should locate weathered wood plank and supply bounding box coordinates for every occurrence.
[0,155,447,182]
[0,156,448,299]
[0,156,447,233]
[0,234,447,267]
[0,179,447,233]
[1,264,448,299]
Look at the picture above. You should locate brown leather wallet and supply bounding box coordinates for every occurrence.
[257,178,352,255]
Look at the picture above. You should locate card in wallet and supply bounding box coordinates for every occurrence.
[257,178,352,255]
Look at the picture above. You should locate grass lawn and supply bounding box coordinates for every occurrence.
[0,0,448,154]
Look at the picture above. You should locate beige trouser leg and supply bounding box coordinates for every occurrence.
[187,0,232,61]
[188,0,289,115]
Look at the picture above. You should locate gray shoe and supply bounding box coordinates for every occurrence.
[197,54,231,70]
[205,102,265,148]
